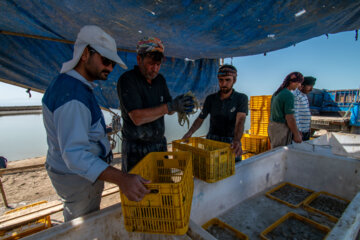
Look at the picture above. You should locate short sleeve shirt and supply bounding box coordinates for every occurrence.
[199,90,248,137]
[117,66,172,142]
[270,88,295,123]
[292,88,311,132]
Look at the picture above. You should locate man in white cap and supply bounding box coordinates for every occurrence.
[42,25,150,222]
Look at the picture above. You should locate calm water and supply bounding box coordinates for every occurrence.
[0,111,250,161]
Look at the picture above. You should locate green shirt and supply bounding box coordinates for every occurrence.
[270,88,295,123]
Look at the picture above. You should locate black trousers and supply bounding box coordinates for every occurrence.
[121,137,167,173]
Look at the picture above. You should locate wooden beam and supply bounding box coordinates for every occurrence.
[0,186,120,231]
[0,164,45,177]
[0,180,9,208]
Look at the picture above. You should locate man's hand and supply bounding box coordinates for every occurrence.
[98,166,151,202]
[167,95,195,113]
[231,140,243,157]
[293,133,302,143]
[118,173,151,202]
[182,131,192,139]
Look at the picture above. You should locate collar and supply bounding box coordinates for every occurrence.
[292,88,305,96]
[66,70,98,90]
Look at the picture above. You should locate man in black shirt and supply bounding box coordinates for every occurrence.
[117,37,194,172]
[183,65,248,160]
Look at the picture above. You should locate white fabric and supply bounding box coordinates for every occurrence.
[60,25,127,73]
[292,88,311,132]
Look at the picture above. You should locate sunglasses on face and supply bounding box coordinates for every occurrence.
[87,46,116,68]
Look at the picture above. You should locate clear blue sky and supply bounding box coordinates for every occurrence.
[0,30,359,106]
[227,30,360,98]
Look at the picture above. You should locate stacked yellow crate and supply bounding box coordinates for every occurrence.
[249,95,271,136]
[242,95,272,160]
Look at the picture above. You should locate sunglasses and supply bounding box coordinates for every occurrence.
[87,46,116,68]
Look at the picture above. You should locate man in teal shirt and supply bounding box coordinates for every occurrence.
[268,72,304,148]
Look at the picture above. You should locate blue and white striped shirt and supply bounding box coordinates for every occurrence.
[42,70,110,182]
[292,88,311,132]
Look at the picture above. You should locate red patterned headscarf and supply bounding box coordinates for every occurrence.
[274,72,304,96]
[217,64,237,78]
[137,37,164,54]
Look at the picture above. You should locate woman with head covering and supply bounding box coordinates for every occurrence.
[268,72,304,148]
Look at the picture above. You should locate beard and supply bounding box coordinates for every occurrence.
[220,87,232,94]
[87,68,109,81]
[144,71,158,80]
[85,58,110,81]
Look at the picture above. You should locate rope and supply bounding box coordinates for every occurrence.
[0,30,136,53]
[102,107,123,150]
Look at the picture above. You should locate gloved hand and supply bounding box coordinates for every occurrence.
[167,94,195,113]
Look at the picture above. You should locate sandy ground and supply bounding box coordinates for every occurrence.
[0,155,122,224]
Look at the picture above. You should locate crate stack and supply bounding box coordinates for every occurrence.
[242,95,272,160]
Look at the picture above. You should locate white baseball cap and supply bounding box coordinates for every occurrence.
[60,25,127,73]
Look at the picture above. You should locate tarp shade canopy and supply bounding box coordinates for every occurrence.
[0,33,218,108]
[1,0,360,108]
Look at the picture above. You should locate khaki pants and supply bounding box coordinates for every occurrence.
[46,164,104,222]
[268,121,293,149]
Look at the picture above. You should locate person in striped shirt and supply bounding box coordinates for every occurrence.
[292,76,317,141]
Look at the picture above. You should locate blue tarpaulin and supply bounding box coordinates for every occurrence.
[1,0,360,108]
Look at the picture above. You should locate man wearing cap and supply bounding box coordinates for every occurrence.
[292,76,317,141]
[117,37,194,172]
[42,25,150,222]
[182,65,248,160]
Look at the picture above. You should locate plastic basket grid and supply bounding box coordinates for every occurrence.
[0,201,51,240]
[250,122,269,136]
[120,152,194,235]
[303,191,350,222]
[265,182,315,208]
[241,134,269,154]
[260,212,330,240]
[250,95,272,110]
[250,109,271,123]
[172,137,235,183]
[202,218,249,240]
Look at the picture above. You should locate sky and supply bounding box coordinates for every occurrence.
[0,30,359,106]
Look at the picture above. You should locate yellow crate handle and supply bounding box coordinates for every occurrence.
[149,189,159,194]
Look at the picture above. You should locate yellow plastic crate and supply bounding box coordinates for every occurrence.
[260,212,330,240]
[250,122,269,136]
[202,218,248,240]
[120,151,194,235]
[265,182,315,208]
[241,134,269,154]
[250,95,272,110]
[0,201,52,240]
[172,137,235,183]
[241,152,255,160]
[250,109,271,123]
[303,191,350,222]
